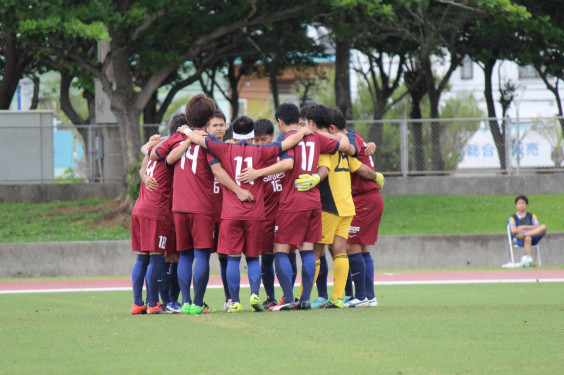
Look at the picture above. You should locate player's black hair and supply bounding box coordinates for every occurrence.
[299,104,311,120]
[515,195,528,205]
[231,116,255,136]
[305,103,331,130]
[212,109,226,122]
[170,113,187,134]
[254,118,274,136]
[330,107,347,130]
[275,102,299,125]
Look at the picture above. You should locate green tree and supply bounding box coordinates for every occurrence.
[18,0,316,201]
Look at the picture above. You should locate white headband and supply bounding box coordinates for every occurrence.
[232,130,255,140]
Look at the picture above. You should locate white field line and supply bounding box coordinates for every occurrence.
[2,278,564,294]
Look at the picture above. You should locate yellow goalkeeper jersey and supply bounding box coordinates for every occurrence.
[318,151,361,217]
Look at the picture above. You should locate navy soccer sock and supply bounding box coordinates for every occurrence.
[362,252,375,300]
[274,252,294,303]
[345,271,353,297]
[288,252,297,288]
[219,256,231,302]
[316,255,329,300]
[349,253,367,300]
[226,256,241,303]
[246,257,261,296]
[131,253,149,306]
[193,249,210,307]
[168,262,180,303]
[146,254,164,308]
[261,253,275,300]
[159,261,172,306]
[177,250,194,305]
[299,250,316,303]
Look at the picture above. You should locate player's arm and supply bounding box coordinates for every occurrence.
[165,126,193,165]
[185,128,209,149]
[294,154,328,191]
[141,134,162,156]
[317,166,329,182]
[280,126,313,151]
[210,163,255,202]
[139,156,158,191]
[317,131,352,155]
[238,158,294,184]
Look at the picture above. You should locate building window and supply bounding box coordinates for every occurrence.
[460,56,473,80]
[518,65,540,79]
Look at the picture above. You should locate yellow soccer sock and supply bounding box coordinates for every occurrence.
[313,259,321,285]
[331,254,349,302]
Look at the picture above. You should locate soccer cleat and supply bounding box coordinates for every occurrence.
[181,302,192,314]
[310,297,328,309]
[343,296,352,304]
[262,298,278,310]
[298,300,311,310]
[224,299,232,311]
[147,302,167,314]
[268,297,285,311]
[190,302,213,314]
[321,298,344,309]
[272,301,296,311]
[367,297,379,307]
[250,294,264,312]
[166,302,181,314]
[131,303,147,315]
[344,298,369,308]
[228,302,242,313]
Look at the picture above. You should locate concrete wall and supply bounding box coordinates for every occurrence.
[0,183,122,203]
[385,173,564,196]
[1,233,562,278]
[0,110,55,184]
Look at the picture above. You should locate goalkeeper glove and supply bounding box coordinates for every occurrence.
[294,174,320,192]
[375,172,385,190]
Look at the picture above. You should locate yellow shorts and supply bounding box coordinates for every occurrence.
[319,212,354,245]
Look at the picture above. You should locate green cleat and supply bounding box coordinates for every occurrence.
[250,294,264,312]
[181,303,191,314]
[190,302,213,314]
[321,298,344,309]
[228,302,242,313]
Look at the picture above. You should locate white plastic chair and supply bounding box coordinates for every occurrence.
[505,224,541,267]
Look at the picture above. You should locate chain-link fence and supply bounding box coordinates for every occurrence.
[348,117,564,176]
[2,118,563,184]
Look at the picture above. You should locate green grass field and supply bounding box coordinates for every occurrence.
[1,193,563,243]
[1,283,563,374]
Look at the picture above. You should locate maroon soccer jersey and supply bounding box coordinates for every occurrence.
[132,146,174,221]
[347,130,379,196]
[276,131,339,213]
[205,138,282,220]
[156,133,217,215]
[262,170,285,220]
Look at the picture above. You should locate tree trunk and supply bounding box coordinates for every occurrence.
[420,54,444,171]
[410,98,425,171]
[483,59,506,170]
[29,75,40,110]
[404,66,427,171]
[368,112,383,170]
[335,39,352,119]
[0,31,29,109]
[268,53,281,112]
[228,61,240,120]
[142,91,159,143]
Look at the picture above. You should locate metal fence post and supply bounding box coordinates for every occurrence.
[504,116,512,174]
[401,119,408,176]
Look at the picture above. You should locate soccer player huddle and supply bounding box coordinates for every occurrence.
[130,94,385,314]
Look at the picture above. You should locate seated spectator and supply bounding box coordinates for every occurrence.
[508,195,547,266]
